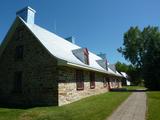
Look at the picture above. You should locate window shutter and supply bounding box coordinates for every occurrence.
[76,70,84,90]
[90,72,95,89]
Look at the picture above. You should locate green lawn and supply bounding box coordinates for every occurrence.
[0,92,130,120]
[123,86,146,90]
[147,91,160,120]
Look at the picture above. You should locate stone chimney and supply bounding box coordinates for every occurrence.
[16,6,36,24]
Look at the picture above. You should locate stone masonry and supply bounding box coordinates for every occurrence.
[0,22,122,106]
[0,23,58,106]
[58,66,109,106]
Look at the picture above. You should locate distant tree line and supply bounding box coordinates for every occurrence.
[118,26,160,90]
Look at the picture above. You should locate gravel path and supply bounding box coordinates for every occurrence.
[107,92,146,120]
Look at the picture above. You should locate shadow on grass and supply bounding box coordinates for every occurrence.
[0,88,147,109]
[110,88,147,92]
[0,103,56,109]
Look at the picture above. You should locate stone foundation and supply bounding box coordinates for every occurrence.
[58,66,109,106]
[58,82,108,106]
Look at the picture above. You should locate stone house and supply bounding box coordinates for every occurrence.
[0,6,123,106]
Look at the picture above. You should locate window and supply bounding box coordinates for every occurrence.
[13,71,22,93]
[90,72,95,89]
[16,27,24,41]
[83,48,89,65]
[72,48,89,65]
[18,30,23,40]
[76,70,84,90]
[15,45,24,60]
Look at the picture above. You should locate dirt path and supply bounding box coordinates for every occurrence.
[107,92,146,120]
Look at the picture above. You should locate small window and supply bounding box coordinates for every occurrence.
[84,53,89,65]
[84,48,89,65]
[13,71,22,93]
[15,45,24,60]
[76,70,84,90]
[18,30,23,40]
[16,27,24,41]
[90,72,95,89]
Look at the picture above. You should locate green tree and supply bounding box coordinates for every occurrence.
[118,26,160,90]
[118,27,142,68]
[115,61,128,72]
[142,28,160,90]
[115,61,142,85]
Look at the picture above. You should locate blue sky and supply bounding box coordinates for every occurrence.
[1,0,160,64]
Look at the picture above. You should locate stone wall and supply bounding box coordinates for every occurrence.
[0,23,58,106]
[58,66,109,106]
[0,22,122,107]
[109,77,122,88]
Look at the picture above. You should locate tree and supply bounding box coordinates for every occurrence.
[115,61,128,73]
[118,26,160,90]
[115,61,142,85]
[142,29,160,90]
[117,27,142,68]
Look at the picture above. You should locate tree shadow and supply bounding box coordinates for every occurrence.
[110,88,147,92]
[0,103,57,109]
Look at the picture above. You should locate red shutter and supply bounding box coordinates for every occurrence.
[76,70,84,90]
[103,77,108,88]
[90,72,95,89]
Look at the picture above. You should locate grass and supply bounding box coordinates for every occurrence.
[147,91,160,120]
[0,108,24,120]
[0,92,130,120]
